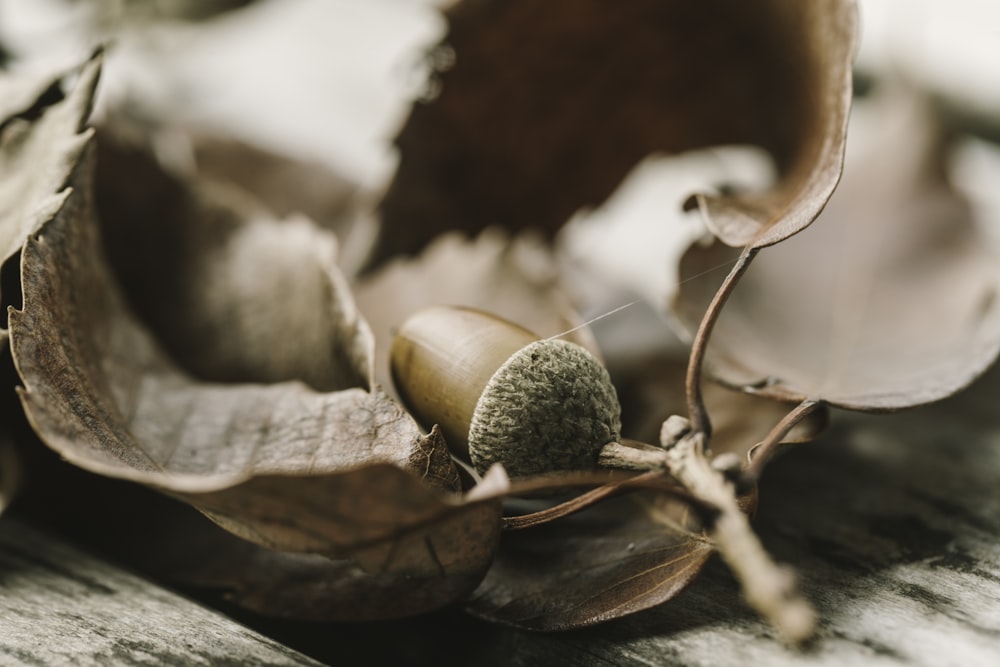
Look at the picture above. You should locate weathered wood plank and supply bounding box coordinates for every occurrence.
[0,519,323,667]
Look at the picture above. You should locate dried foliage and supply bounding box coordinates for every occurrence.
[673,89,1000,411]
[4,54,506,617]
[370,0,856,267]
[1,0,996,644]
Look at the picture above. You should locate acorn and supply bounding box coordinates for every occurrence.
[390,306,669,478]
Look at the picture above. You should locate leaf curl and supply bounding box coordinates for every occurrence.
[673,88,1000,410]
[0,53,102,348]
[369,0,858,267]
[94,133,373,391]
[6,60,506,616]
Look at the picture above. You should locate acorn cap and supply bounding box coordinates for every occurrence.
[468,338,622,477]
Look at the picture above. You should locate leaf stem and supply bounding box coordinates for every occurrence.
[685,245,759,439]
[663,429,816,644]
[745,399,824,479]
[502,469,710,530]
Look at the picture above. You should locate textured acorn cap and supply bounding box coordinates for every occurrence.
[468,338,622,477]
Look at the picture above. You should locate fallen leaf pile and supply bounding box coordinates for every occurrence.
[1,0,998,641]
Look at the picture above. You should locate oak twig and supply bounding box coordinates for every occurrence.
[746,399,824,479]
[662,426,816,644]
[502,468,710,530]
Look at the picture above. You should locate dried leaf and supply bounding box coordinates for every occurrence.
[164,521,503,622]
[14,142,462,533]
[369,0,857,266]
[468,492,713,631]
[0,54,101,348]
[94,133,373,391]
[15,459,495,622]
[686,0,857,249]
[6,61,505,615]
[673,88,1000,410]
[192,462,504,597]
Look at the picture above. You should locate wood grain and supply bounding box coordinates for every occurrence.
[0,519,321,666]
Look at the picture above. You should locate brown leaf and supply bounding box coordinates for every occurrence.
[0,54,101,348]
[93,133,373,391]
[8,76,504,615]
[672,88,1000,410]
[169,525,503,622]
[188,463,504,607]
[368,0,857,267]
[14,458,494,622]
[468,491,713,631]
[686,1,857,249]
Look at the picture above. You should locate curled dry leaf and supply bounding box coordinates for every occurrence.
[144,500,505,622]
[94,133,372,391]
[468,330,827,631]
[0,54,101,348]
[368,0,857,268]
[11,145,502,613]
[0,55,101,513]
[673,89,1000,410]
[684,0,857,249]
[6,59,507,618]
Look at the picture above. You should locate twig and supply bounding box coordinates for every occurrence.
[502,469,710,530]
[662,427,816,644]
[685,245,759,439]
[746,399,824,479]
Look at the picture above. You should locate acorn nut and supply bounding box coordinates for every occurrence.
[390,306,668,478]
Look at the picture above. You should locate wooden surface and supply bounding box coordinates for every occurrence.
[0,519,322,666]
[3,373,1000,666]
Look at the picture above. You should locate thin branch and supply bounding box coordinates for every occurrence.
[685,245,759,439]
[502,469,710,530]
[745,399,825,479]
[663,428,815,644]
